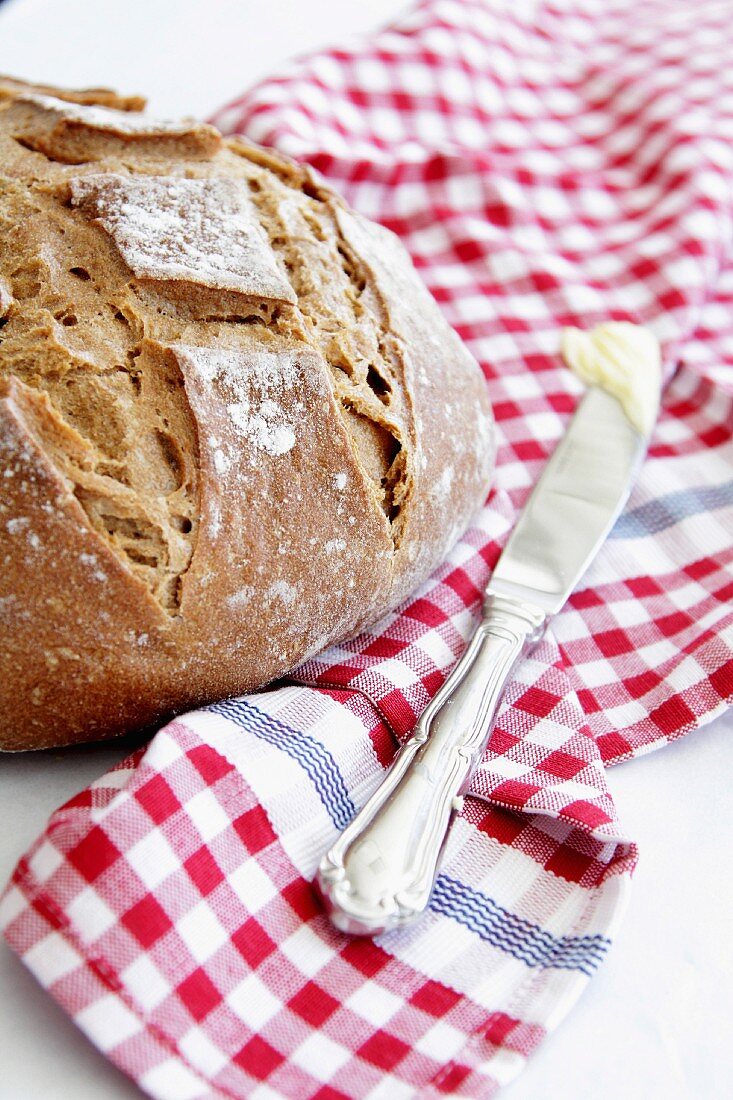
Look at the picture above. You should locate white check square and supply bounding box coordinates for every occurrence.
[227,972,282,1030]
[126,830,180,891]
[76,994,140,1052]
[67,887,117,944]
[24,933,80,986]
[179,1026,230,1077]
[123,954,171,1013]
[176,901,229,964]
[346,980,403,1027]
[185,788,232,844]
[290,1030,351,1079]
[141,1057,207,1100]
[227,859,278,913]
[28,840,64,883]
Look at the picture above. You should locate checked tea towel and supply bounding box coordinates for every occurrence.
[2,0,733,1096]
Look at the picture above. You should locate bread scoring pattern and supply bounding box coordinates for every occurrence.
[0,78,494,748]
[1,91,418,602]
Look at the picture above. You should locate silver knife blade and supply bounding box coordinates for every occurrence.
[489,385,646,615]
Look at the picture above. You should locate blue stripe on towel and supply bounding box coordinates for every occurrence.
[611,480,733,539]
[431,875,611,975]
[206,698,356,830]
[208,702,609,975]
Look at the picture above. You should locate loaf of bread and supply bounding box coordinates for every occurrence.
[0,77,494,751]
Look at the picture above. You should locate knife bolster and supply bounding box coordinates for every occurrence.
[482,589,547,645]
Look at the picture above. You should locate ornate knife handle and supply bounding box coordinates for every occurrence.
[316,591,547,936]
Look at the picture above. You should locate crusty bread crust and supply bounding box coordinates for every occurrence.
[0,78,494,750]
[0,74,146,113]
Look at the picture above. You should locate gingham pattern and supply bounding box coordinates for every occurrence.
[2,0,733,1096]
[1,687,633,1099]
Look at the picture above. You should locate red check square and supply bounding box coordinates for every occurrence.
[67,828,121,883]
[357,1030,412,1071]
[232,918,277,968]
[410,979,462,1018]
[234,1035,285,1080]
[184,847,225,897]
[288,982,340,1027]
[136,774,180,826]
[121,895,172,948]
[177,967,222,1022]
[233,807,277,855]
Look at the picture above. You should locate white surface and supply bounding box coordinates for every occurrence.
[0,1,731,1097]
[0,0,399,119]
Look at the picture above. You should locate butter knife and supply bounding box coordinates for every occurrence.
[316,385,648,936]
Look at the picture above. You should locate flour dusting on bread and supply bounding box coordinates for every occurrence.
[172,345,300,461]
[70,174,296,302]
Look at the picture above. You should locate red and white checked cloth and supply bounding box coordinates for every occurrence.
[3,0,733,1096]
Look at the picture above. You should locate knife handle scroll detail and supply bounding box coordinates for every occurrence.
[316,592,547,936]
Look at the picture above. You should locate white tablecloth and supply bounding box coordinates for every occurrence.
[0,2,731,1097]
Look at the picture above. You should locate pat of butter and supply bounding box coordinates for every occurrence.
[561,322,661,437]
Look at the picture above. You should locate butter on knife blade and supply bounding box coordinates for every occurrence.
[561,321,662,437]
[317,332,660,936]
